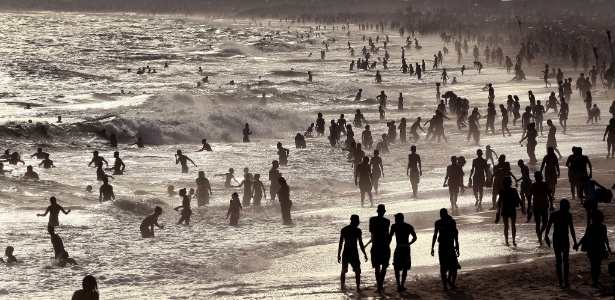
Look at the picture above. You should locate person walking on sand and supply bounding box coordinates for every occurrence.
[544,199,577,288]
[443,156,463,210]
[497,177,526,247]
[338,214,368,292]
[389,213,417,292]
[469,149,489,208]
[37,197,71,227]
[431,208,460,291]
[528,172,554,245]
[369,204,391,292]
[407,146,422,198]
[574,210,612,288]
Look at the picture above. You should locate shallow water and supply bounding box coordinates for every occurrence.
[0,12,613,299]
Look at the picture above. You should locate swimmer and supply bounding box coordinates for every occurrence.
[99,177,115,203]
[197,139,213,152]
[175,150,197,173]
[128,137,144,148]
[277,142,290,165]
[195,171,212,207]
[140,206,163,238]
[215,168,239,188]
[174,188,192,225]
[71,275,99,300]
[85,185,93,193]
[24,165,39,179]
[38,153,55,169]
[57,116,62,123]
[167,185,177,197]
[235,173,253,207]
[96,162,113,181]
[30,148,48,159]
[226,193,242,226]
[0,246,17,263]
[48,226,77,266]
[251,174,266,206]
[110,151,125,175]
[37,197,71,227]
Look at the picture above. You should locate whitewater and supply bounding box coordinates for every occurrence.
[0,11,613,299]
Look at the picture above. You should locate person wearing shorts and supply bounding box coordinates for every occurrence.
[529,172,554,245]
[338,215,368,292]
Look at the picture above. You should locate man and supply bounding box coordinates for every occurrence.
[269,160,281,201]
[23,165,39,179]
[48,226,77,266]
[140,206,164,238]
[30,148,48,159]
[469,149,489,208]
[528,172,554,245]
[406,146,422,198]
[369,205,391,292]
[99,177,115,203]
[443,156,463,209]
[431,208,460,291]
[37,197,71,227]
[389,213,417,292]
[175,149,197,173]
[338,215,368,292]
[540,147,560,200]
[571,147,592,201]
[87,151,108,168]
[355,157,373,207]
[544,199,577,288]
[517,160,533,222]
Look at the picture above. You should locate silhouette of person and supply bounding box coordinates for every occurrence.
[338,214,368,292]
[109,134,117,148]
[88,151,108,168]
[497,177,526,246]
[39,153,54,169]
[389,213,417,292]
[277,142,290,165]
[197,139,212,152]
[369,204,390,292]
[24,165,39,179]
[544,199,577,288]
[431,208,460,291]
[0,246,17,263]
[129,137,144,148]
[96,162,113,181]
[37,197,71,227]
[269,161,281,201]
[443,156,463,209]
[30,148,48,159]
[226,193,242,226]
[580,176,608,226]
[574,210,611,287]
[235,173,253,207]
[99,177,115,203]
[243,123,252,142]
[195,171,212,206]
[71,275,99,300]
[469,149,489,208]
[541,146,560,200]
[175,150,196,173]
[278,177,292,225]
[251,174,266,206]
[215,168,238,188]
[604,118,615,158]
[355,157,373,207]
[406,146,422,198]
[570,147,593,201]
[370,150,384,195]
[140,206,163,238]
[111,151,125,175]
[174,188,192,225]
[520,123,538,164]
[529,171,554,244]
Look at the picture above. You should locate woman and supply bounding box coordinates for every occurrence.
[226,193,242,226]
[497,177,526,246]
[399,118,407,143]
[575,211,611,287]
[195,171,212,206]
[499,104,511,137]
[276,142,289,166]
[71,275,99,300]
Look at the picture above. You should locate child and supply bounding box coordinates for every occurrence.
[1,246,17,263]
[215,168,238,188]
[226,193,243,226]
[251,174,267,206]
[305,123,314,137]
[485,145,497,165]
[174,188,192,225]
[235,174,253,207]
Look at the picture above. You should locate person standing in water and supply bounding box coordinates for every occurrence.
[197,139,212,152]
[38,153,54,169]
[269,160,281,201]
[37,197,71,227]
[71,275,99,300]
[243,123,252,142]
[88,151,108,168]
[30,148,48,159]
[431,208,460,291]
[278,177,292,225]
[195,171,212,207]
[469,149,489,208]
[369,204,390,292]
[174,188,192,225]
[277,142,290,166]
[251,174,266,206]
[111,151,125,175]
[497,177,526,246]
[338,214,368,292]
[140,206,163,238]
[99,177,115,203]
[389,213,417,292]
[541,147,561,200]
[226,193,242,226]
[175,150,197,173]
[406,146,422,198]
[544,199,577,288]
[355,157,373,207]
[235,173,253,207]
[370,150,384,195]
